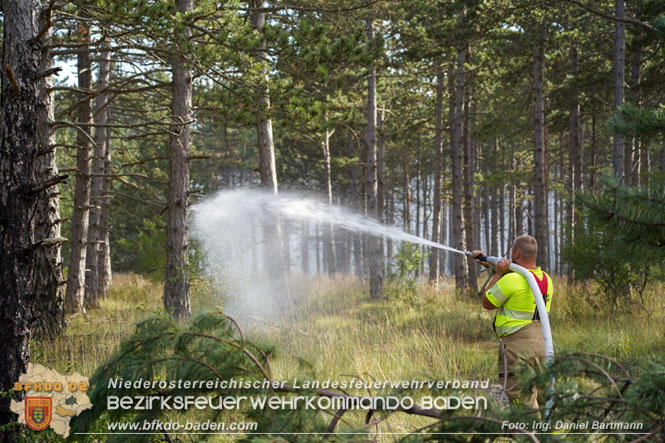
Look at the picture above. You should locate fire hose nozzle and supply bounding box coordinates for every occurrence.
[466,251,500,266]
[466,251,487,262]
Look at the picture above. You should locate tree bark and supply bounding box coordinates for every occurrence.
[451,46,467,291]
[85,41,112,309]
[463,89,477,293]
[402,156,411,232]
[590,113,598,194]
[352,153,363,277]
[421,167,429,275]
[65,23,93,314]
[508,145,515,248]
[613,0,626,181]
[440,200,448,275]
[33,3,65,338]
[163,0,193,320]
[385,191,395,275]
[377,109,385,221]
[429,66,445,286]
[553,139,559,275]
[250,0,288,305]
[0,0,57,432]
[490,139,499,256]
[532,24,550,270]
[569,46,584,239]
[661,133,665,173]
[98,140,113,294]
[301,221,310,274]
[365,20,383,299]
[322,127,336,275]
[251,0,278,193]
[378,109,386,274]
[415,146,421,277]
[629,43,644,186]
[483,180,490,253]
[415,146,421,240]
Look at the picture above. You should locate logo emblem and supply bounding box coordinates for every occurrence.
[25,397,52,431]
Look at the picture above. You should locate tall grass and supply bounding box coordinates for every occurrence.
[29,272,665,440]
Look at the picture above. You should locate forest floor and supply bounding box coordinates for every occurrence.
[31,272,665,441]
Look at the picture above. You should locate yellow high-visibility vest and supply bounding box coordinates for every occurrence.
[485,267,553,337]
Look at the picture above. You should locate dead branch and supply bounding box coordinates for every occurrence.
[32,237,68,250]
[5,65,20,94]
[30,174,69,194]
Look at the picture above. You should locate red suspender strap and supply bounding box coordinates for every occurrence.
[530,270,548,321]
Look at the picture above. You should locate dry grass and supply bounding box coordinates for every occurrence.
[33,274,164,376]
[29,272,665,441]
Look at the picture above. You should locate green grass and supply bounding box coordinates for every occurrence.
[29,272,665,441]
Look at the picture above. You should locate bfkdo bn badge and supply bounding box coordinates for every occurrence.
[25,397,52,431]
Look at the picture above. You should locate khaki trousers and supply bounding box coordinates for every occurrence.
[497,321,546,411]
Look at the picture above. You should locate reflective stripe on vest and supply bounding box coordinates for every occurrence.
[492,269,551,337]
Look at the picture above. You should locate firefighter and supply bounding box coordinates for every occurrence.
[472,234,553,411]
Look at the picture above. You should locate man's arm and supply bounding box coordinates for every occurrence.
[471,251,512,311]
[481,272,503,310]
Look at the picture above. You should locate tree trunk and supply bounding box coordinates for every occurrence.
[402,156,411,232]
[377,109,385,221]
[422,168,429,275]
[85,41,112,309]
[415,146,421,277]
[445,61,455,275]
[566,129,574,278]
[98,146,112,293]
[440,200,448,275]
[251,3,278,193]
[500,165,506,253]
[590,113,598,193]
[613,0,626,181]
[483,179,490,254]
[429,66,445,286]
[451,47,467,291]
[352,154,363,277]
[301,221,309,274]
[0,0,58,432]
[490,139,499,256]
[33,3,65,338]
[378,109,386,275]
[532,24,550,270]
[282,220,291,274]
[386,191,395,274]
[65,25,93,314]
[552,135,558,274]
[515,197,523,241]
[569,46,584,239]
[322,127,336,275]
[629,44,644,186]
[415,146,421,239]
[661,133,665,173]
[163,0,193,320]
[527,196,533,239]
[315,223,321,274]
[463,90,477,293]
[250,0,288,305]
[365,20,383,299]
[508,145,515,246]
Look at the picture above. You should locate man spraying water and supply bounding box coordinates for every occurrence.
[472,234,553,413]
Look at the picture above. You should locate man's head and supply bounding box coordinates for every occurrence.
[511,234,538,267]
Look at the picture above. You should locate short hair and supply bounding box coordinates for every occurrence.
[512,234,538,259]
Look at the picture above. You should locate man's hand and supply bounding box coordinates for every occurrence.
[496,258,512,276]
[471,250,489,268]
